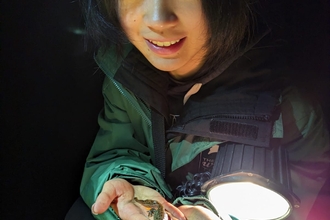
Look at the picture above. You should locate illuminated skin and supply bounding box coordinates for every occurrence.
[92,179,186,219]
[91,1,222,219]
[117,0,209,80]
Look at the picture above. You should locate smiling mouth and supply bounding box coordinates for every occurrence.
[148,39,181,47]
[145,38,185,55]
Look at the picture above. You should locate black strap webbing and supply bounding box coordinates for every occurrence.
[151,109,166,178]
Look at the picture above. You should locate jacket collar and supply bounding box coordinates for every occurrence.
[94,44,133,79]
[95,45,171,121]
[94,27,287,122]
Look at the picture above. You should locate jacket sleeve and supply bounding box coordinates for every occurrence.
[280,86,330,220]
[80,76,172,219]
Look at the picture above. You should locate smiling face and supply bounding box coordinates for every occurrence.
[117,0,209,80]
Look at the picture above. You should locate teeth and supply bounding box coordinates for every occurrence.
[149,39,180,47]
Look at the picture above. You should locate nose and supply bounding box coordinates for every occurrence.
[144,0,178,31]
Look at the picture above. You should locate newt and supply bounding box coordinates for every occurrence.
[134,197,165,220]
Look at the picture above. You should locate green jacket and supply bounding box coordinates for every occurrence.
[80,43,329,219]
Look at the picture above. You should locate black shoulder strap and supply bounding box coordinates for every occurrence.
[151,109,166,178]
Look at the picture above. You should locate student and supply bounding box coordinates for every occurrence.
[67,0,330,219]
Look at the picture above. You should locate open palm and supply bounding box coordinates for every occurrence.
[92,178,185,220]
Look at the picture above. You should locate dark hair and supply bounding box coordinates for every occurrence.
[81,0,127,53]
[81,0,258,64]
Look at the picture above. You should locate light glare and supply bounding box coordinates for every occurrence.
[208,182,291,220]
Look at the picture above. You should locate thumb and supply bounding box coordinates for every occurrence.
[92,191,115,215]
[92,179,134,215]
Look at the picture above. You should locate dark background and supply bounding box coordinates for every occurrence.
[1,1,104,219]
[1,0,329,219]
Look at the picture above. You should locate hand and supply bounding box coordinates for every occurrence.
[178,205,223,220]
[92,178,186,220]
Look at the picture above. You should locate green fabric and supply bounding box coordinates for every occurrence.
[80,48,330,220]
[80,76,172,219]
[169,135,222,171]
[95,44,134,79]
[280,87,329,162]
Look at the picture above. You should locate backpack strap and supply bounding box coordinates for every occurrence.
[151,109,166,178]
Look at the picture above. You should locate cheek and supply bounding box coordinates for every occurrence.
[193,18,209,45]
[117,1,143,33]
[118,12,143,43]
[118,15,136,41]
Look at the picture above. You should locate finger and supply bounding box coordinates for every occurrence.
[93,183,117,214]
[93,179,134,214]
[162,201,186,220]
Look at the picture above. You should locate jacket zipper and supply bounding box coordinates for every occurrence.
[111,79,152,127]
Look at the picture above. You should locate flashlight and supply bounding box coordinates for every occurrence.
[201,142,300,220]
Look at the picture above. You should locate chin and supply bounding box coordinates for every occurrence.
[148,60,182,73]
